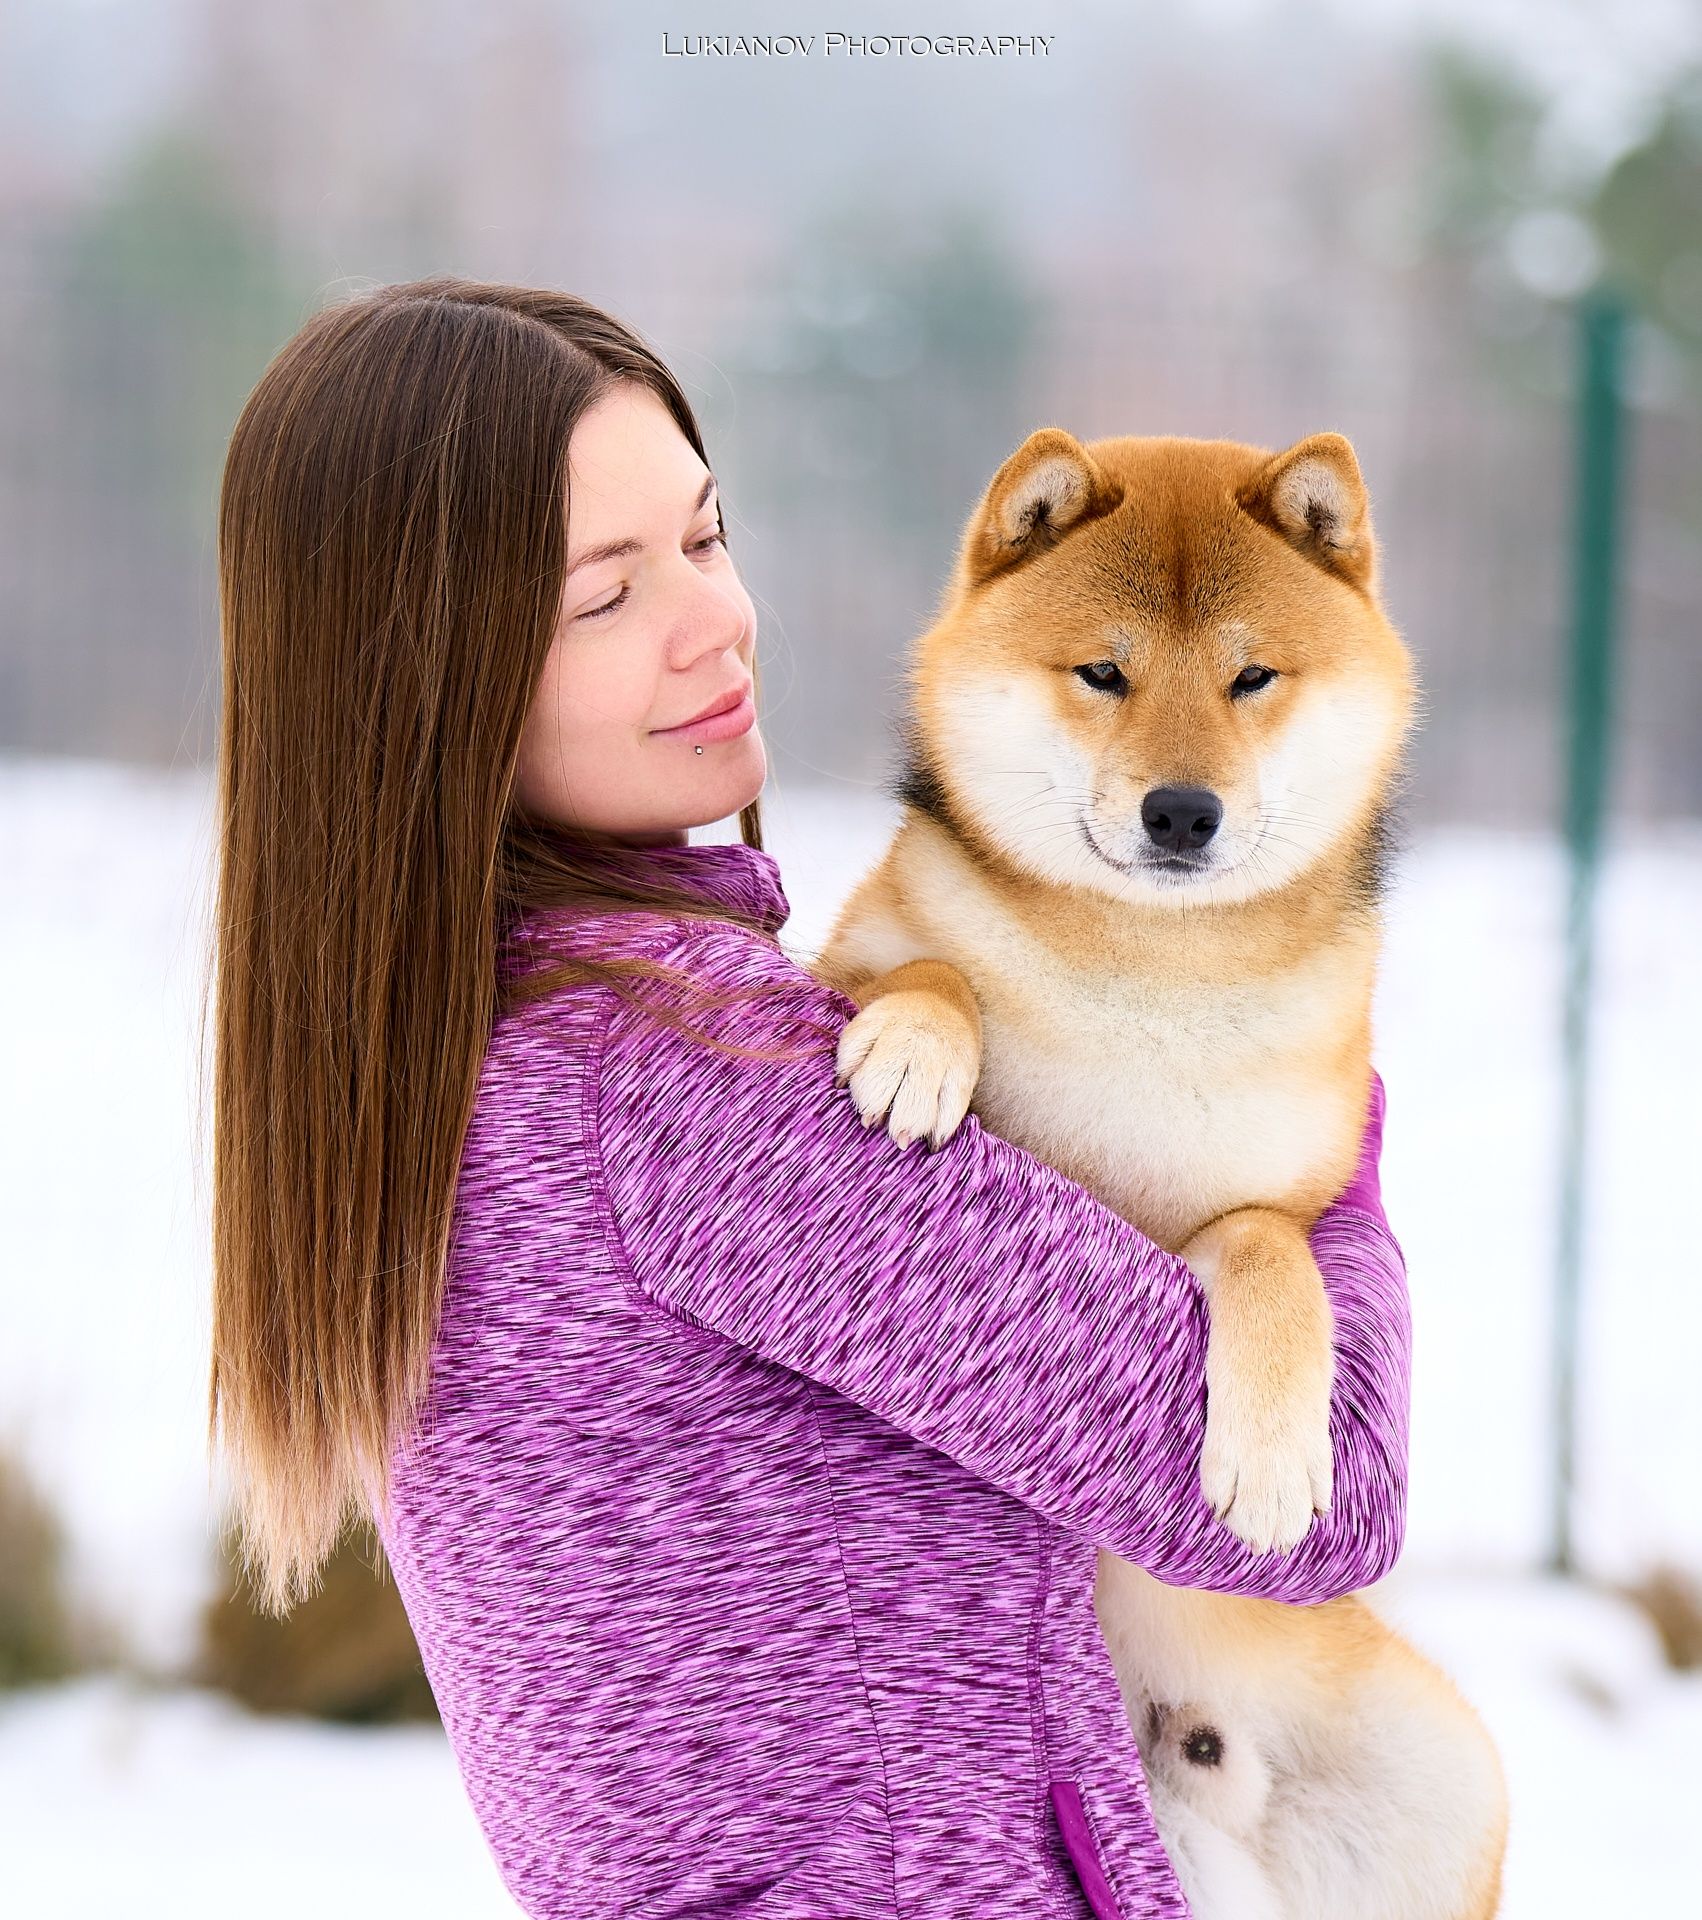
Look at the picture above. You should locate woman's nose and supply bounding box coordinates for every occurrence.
[669,566,752,667]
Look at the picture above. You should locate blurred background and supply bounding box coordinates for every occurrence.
[2,0,1699,1911]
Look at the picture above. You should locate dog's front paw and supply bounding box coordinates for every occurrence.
[834,990,980,1149]
[1200,1359,1334,1554]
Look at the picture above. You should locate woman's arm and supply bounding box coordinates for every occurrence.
[590,925,1409,1605]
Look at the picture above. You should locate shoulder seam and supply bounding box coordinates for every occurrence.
[802,1382,902,1913]
[579,985,732,1348]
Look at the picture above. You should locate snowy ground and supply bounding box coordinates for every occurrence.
[4,1570,1694,1919]
[3,753,1699,1913]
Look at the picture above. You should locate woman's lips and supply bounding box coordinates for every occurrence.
[651,685,756,744]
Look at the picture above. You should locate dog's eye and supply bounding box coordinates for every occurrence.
[1231,664,1277,696]
[1075,661,1127,694]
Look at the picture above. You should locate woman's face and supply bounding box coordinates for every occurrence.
[513,383,765,845]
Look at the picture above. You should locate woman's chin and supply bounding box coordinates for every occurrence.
[722,727,768,810]
[679,726,767,824]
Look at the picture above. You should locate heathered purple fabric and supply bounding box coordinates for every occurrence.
[373,839,1411,1920]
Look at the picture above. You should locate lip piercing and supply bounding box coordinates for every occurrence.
[694,745,703,754]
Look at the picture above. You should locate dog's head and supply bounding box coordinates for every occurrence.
[901,430,1419,909]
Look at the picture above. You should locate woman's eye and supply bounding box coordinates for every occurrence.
[1231,664,1277,696]
[1074,661,1127,694]
[578,585,629,622]
[578,532,726,622]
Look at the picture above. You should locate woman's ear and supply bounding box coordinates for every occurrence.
[960,427,1125,589]
[1236,432,1377,596]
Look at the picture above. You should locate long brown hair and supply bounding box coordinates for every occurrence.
[208,277,820,1616]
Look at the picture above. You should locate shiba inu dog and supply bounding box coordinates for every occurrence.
[810,428,1508,1919]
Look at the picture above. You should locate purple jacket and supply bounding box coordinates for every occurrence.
[374,839,1410,1920]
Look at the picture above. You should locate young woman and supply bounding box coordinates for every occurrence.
[209,276,1410,1920]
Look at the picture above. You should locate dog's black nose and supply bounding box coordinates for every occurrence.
[1141,786,1222,853]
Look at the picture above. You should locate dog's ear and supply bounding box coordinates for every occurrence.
[960,428,1124,588]
[1236,433,1377,595]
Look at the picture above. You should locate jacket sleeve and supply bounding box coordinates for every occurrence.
[591,925,1410,1604]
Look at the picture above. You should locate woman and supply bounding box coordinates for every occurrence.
[208,276,1410,1919]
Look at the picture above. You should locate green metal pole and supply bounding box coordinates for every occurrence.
[1553,289,1630,1577]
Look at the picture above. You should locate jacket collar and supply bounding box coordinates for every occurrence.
[595,838,790,936]
[513,837,791,940]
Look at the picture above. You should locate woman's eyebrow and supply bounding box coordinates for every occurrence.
[565,473,718,575]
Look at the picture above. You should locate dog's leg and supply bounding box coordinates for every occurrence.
[831,958,983,1151]
[1180,1207,1334,1553]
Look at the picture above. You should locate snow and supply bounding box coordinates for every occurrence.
[3,753,1699,1913]
[0,1674,525,1914]
[1372,1570,1702,1913]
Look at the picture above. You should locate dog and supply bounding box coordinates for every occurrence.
[809,427,1508,1919]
